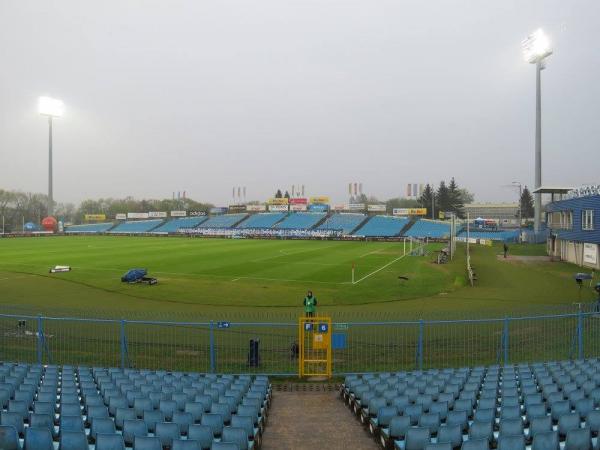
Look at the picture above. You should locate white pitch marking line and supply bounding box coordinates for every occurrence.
[352,244,424,285]
[359,249,384,258]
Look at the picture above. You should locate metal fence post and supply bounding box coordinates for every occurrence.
[37,315,43,365]
[503,317,510,366]
[578,309,584,360]
[209,321,215,373]
[417,320,424,371]
[120,320,126,369]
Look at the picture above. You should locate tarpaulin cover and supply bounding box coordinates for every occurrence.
[121,268,147,282]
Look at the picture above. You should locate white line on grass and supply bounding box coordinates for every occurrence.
[352,244,424,285]
[359,248,384,258]
[250,244,338,263]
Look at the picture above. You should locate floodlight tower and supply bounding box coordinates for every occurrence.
[38,96,64,216]
[522,29,552,234]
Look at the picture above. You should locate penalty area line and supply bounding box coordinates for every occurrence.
[352,244,424,285]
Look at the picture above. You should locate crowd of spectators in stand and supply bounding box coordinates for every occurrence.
[177,227,343,239]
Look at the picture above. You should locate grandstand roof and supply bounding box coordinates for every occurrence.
[532,186,574,194]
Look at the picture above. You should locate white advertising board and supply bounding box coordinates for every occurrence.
[268,204,289,212]
[127,212,149,219]
[583,243,598,266]
[246,204,266,212]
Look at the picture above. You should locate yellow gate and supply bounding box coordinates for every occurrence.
[298,316,332,378]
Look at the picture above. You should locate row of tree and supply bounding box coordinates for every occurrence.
[0,189,214,232]
[417,178,473,219]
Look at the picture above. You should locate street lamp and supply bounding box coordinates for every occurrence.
[38,96,64,217]
[522,29,552,234]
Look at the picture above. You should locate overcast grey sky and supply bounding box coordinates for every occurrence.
[1,0,598,206]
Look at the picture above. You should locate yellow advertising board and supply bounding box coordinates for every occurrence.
[267,198,289,205]
[411,208,427,216]
[84,214,106,221]
[309,196,330,204]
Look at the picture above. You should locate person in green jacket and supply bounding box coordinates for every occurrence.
[303,290,317,317]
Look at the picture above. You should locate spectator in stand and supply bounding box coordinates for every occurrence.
[303,290,317,317]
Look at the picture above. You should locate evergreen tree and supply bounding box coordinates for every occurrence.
[284,191,290,199]
[448,177,465,218]
[275,189,283,198]
[436,181,450,218]
[520,186,534,219]
[418,184,435,218]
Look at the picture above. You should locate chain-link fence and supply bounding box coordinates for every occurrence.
[1,309,598,374]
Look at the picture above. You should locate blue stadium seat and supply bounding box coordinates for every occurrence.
[58,431,88,450]
[65,222,114,233]
[222,426,253,450]
[90,418,116,441]
[123,419,148,446]
[143,410,165,433]
[274,212,326,230]
[461,440,489,450]
[0,425,21,450]
[353,215,409,237]
[210,443,239,450]
[316,213,366,234]
[197,214,248,229]
[152,217,208,233]
[237,213,286,229]
[155,422,180,447]
[531,431,559,450]
[95,433,126,450]
[133,436,162,450]
[23,427,53,450]
[188,424,214,450]
[108,220,164,234]
[0,412,24,436]
[172,440,202,450]
[404,220,451,239]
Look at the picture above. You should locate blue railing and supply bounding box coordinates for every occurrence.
[0,310,598,375]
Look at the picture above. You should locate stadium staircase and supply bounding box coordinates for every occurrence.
[311,213,330,230]
[398,217,418,237]
[348,215,372,235]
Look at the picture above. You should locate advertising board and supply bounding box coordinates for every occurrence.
[84,214,106,221]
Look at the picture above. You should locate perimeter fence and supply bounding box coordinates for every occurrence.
[2,306,600,375]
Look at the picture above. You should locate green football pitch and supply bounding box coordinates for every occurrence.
[0,236,598,372]
[0,235,594,320]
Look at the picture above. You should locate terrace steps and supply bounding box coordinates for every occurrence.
[349,215,371,235]
[261,390,378,450]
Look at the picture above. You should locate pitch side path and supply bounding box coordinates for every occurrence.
[261,390,379,450]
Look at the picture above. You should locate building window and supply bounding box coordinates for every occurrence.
[582,210,594,230]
